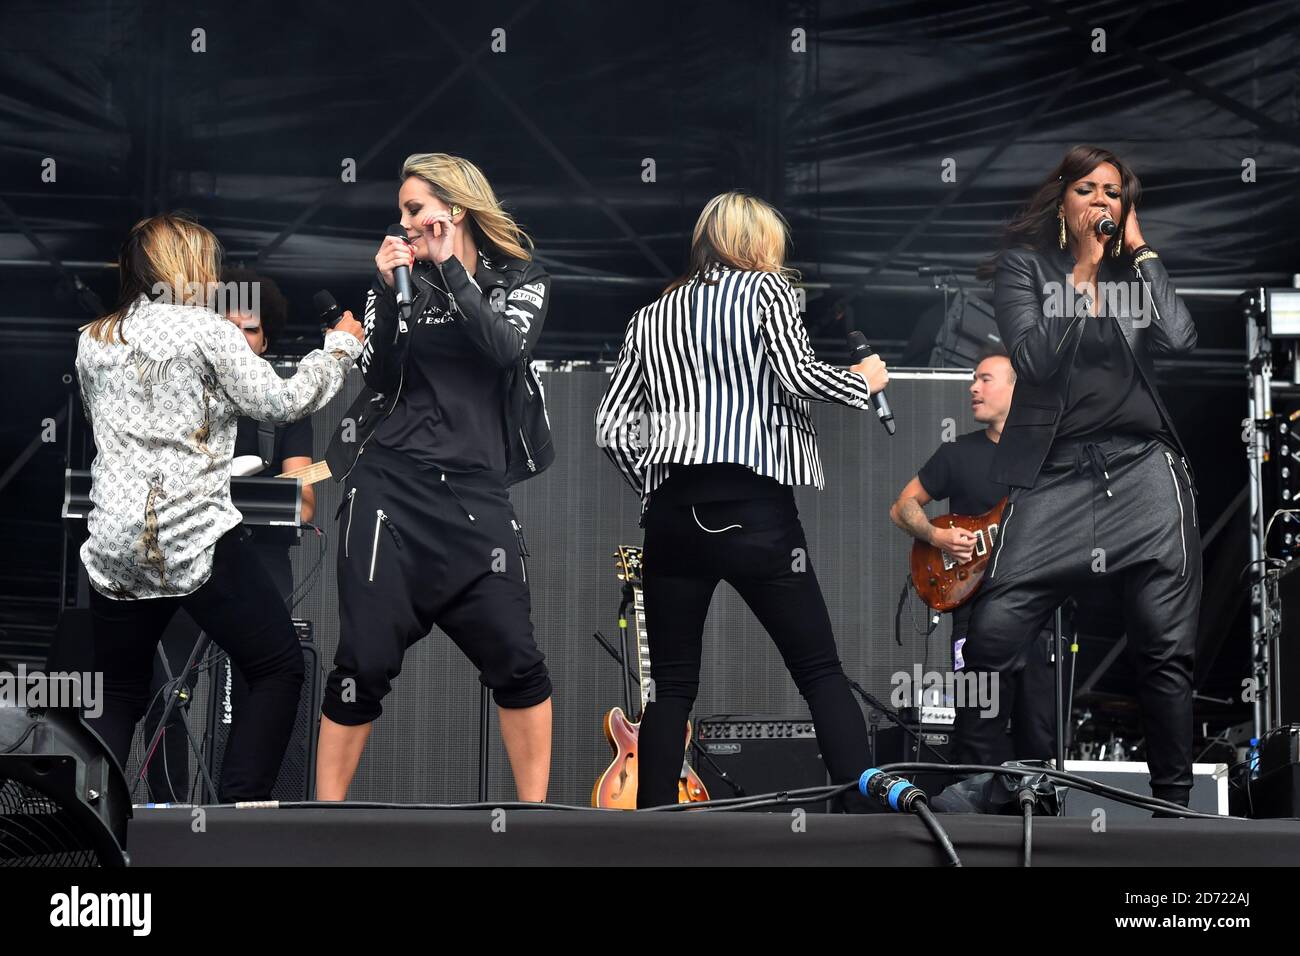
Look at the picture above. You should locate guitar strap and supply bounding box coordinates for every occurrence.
[256,420,278,472]
[894,572,939,648]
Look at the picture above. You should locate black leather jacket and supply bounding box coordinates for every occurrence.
[325,250,554,486]
[989,245,1196,489]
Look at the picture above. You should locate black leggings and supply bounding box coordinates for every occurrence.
[636,490,871,809]
[87,528,304,802]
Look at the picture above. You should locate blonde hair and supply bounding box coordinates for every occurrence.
[400,153,532,261]
[668,191,798,291]
[84,213,223,344]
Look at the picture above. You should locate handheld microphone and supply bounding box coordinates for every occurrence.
[1096,216,1117,237]
[847,331,895,436]
[313,290,342,329]
[859,768,927,813]
[386,223,414,321]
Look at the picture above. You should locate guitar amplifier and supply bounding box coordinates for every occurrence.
[204,619,321,802]
[870,717,960,797]
[695,715,830,813]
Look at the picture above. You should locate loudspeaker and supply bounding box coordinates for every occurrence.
[203,620,321,802]
[694,715,830,812]
[922,290,1004,368]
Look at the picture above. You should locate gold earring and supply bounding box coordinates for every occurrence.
[452,205,462,217]
[1058,209,1067,250]
[1111,227,1123,257]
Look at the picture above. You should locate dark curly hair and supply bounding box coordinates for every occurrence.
[976,145,1141,282]
[221,267,289,346]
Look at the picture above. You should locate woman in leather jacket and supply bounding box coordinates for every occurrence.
[958,145,1201,810]
[317,153,554,802]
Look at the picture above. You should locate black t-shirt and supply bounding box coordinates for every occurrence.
[233,415,314,471]
[372,278,509,477]
[917,430,1006,519]
[1056,315,1171,444]
[917,429,1008,638]
[233,415,314,587]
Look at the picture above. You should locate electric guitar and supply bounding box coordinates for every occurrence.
[592,545,709,809]
[910,497,1007,611]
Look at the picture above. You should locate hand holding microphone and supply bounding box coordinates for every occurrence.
[847,331,895,435]
[376,224,415,320]
[313,290,363,345]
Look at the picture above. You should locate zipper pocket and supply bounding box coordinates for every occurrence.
[366,509,402,582]
[989,503,1014,581]
[1179,456,1198,527]
[341,367,403,483]
[518,427,536,472]
[1165,452,1188,577]
[510,518,530,556]
[510,519,530,584]
[341,488,357,557]
[1054,313,1085,355]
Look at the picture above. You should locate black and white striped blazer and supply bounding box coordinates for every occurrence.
[595,266,874,497]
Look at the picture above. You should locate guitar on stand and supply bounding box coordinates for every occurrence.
[910,498,1007,611]
[592,545,709,808]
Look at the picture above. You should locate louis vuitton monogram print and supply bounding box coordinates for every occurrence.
[76,296,361,599]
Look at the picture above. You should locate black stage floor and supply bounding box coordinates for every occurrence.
[124,807,1300,866]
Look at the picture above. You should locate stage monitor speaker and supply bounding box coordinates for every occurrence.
[695,714,830,812]
[1238,725,1300,818]
[204,620,321,802]
[1060,760,1227,819]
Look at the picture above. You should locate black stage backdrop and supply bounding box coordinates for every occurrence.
[3,0,1297,777]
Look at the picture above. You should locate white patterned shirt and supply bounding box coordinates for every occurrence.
[76,297,361,600]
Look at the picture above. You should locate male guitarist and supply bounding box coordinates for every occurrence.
[889,351,1056,762]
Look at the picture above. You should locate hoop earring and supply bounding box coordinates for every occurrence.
[1058,209,1067,250]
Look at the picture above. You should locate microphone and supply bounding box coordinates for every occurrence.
[1096,216,1118,237]
[386,223,414,321]
[859,768,928,813]
[847,331,895,436]
[313,290,342,329]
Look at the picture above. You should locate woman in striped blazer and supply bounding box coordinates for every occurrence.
[595,192,889,809]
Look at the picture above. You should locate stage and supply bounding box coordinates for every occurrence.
[123,806,1300,867]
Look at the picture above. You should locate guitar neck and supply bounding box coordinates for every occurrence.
[629,586,652,714]
[277,460,332,487]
